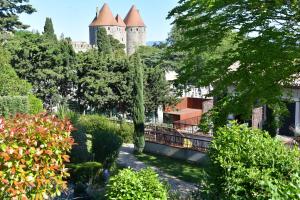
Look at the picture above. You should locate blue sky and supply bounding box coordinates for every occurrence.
[20,0,178,42]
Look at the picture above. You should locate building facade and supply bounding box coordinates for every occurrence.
[89,3,146,55]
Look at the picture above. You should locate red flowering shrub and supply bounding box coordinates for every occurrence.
[0,114,74,199]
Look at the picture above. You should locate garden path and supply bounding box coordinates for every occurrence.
[117,144,198,199]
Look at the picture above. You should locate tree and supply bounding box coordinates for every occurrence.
[131,53,145,153]
[0,0,35,32]
[137,46,178,118]
[6,31,76,109]
[43,17,56,40]
[108,35,125,55]
[97,27,112,55]
[0,46,31,96]
[168,1,300,127]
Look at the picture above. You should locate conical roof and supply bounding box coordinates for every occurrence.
[90,3,118,27]
[115,14,126,27]
[124,5,145,27]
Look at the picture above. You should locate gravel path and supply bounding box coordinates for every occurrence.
[117,144,198,199]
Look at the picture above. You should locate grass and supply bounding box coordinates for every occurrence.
[135,152,206,183]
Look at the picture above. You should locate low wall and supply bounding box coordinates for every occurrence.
[144,142,209,165]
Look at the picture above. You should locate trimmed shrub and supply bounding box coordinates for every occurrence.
[119,121,134,143]
[92,131,122,166]
[28,94,43,114]
[68,162,102,184]
[71,115,132,163]
[0,96,29,117]
[106,168,168,200]
[201,122,300,199]
[0,114,74,199]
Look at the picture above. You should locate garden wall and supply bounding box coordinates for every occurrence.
[144,142,209,164]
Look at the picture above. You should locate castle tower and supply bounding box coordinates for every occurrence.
[115,14,126,47]
[124,5,146,55]
[89,3,119,46]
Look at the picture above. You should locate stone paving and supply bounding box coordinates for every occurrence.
[117,144,198,199]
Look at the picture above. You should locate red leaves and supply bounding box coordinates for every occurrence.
[0,114,74,198]
[62,155,70,162]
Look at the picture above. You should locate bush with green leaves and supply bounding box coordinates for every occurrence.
[71,115,132,163]
[28,94,43,114]
[106,168,168,200]
[0,96,28,117]
[92,131,122,166]
[68,162,102,184]
[201,122,300,199]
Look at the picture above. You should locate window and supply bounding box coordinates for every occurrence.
[108,27,110,30]
[136,28,138,31]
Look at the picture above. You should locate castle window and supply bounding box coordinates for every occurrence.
[136,28,138,31]
[108,27,110,30]
[131,28,133,31]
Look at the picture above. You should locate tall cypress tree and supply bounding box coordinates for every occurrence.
[43,17,56,40]
[97,27,112,55]
[131,53,145,153]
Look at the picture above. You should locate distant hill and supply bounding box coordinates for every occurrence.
[146,41,165,46]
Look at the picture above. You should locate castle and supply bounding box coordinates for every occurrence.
[89,3,146,55]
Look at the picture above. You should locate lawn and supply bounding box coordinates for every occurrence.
[135,152,206,183]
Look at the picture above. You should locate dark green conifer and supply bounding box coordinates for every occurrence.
[97,27,112,55]
[43,17,56,40]
[131,53,145,153]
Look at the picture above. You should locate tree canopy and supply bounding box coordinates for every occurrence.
[0,0,36,32]
[168,1,300,126]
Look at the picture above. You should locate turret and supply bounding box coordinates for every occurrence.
[124,5,146,55]
[89,3,118,46]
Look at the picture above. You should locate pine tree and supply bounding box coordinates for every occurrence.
[131,53,145,153]
[0,0,35,32]
[43,18,56,40]
[97,27,112,55]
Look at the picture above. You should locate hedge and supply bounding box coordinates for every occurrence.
[0,96,29,117]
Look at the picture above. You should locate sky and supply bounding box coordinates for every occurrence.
[20,0,178,42]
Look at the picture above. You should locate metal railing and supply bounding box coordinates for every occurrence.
[173,116,202,134]
[145,127,211,153]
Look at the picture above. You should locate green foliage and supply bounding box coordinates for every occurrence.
[97,27,112,55]
[0,114,74,199]
[0,96,28,117]
[92,131,122,166]
[131,54,145,153]
[0,0,36,32]
[68,162,102,184]
[137,46,178,116]
[201,122,300,199]
[28,94,43,114]
[71,115,133,164]
[75,50,133,113]
[168,1,300,126]
[0,46,31,96]
[119,122,134,144]
[43,17,56,40]
[6,31,76,109]
[106,168,168,200]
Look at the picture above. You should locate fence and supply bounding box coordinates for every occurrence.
[145,126,211,153]
[173,116,201,134]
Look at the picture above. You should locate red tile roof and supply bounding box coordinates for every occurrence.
[90,3,118,27]
[124,5,145,27]
[115,14,126,27]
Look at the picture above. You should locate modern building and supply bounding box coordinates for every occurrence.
[89,3,146,55]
